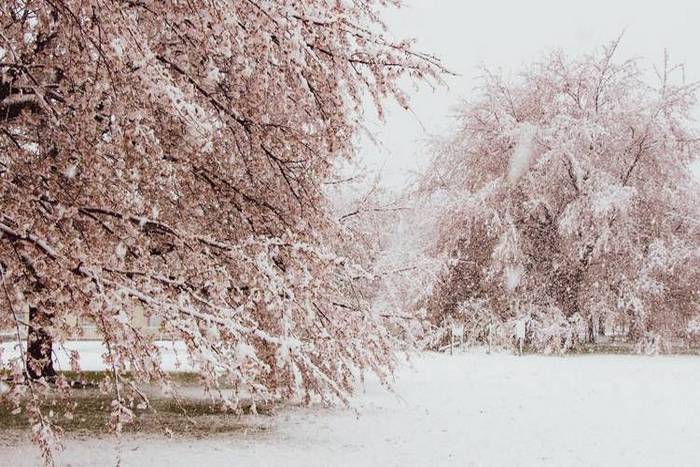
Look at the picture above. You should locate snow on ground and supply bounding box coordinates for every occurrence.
[0,340,195,372]
[3,350,700,466]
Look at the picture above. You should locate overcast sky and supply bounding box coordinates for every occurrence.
[359,0,700,190]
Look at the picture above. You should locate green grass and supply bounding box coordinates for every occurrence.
[0,370,202,385]
[55,370,203,387]
[0,371,272,436]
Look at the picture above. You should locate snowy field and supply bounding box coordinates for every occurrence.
[3,350,700,466]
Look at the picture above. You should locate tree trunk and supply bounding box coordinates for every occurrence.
[26,306,56,380]
[588,314,603,344]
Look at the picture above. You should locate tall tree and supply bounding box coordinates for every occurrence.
[411,40,699,352]
[0,0,444,461]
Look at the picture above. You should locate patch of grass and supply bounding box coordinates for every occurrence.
[570,343,700,356]
[0,371,273,437]
[57,370,202,386]
[0,393,272,436]
[0,370,201,386]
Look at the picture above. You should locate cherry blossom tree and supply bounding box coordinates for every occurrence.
[411,39,699,352]
[0,0,445,462]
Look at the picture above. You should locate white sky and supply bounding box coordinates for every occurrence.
[359,0,700,190]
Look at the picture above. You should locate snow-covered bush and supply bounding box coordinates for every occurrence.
[526,307,579,354]
[688,317,700,336]
[455,298,497,346]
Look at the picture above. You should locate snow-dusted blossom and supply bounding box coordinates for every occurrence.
[0,1,446,463]
[407,39,699,353]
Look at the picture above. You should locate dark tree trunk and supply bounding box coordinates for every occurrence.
[627,308,645,343]
[26,306,56,380]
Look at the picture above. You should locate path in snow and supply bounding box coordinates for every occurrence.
[3,351,700,466]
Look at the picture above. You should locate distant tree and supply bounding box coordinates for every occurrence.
[0,0,444,462]
[412,39,699,352]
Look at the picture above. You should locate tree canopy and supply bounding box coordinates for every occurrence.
[403,40,699,352]
[0,1,444,461]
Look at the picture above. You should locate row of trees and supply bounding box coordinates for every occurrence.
[0,0,444,462]
[388,39,699,354]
